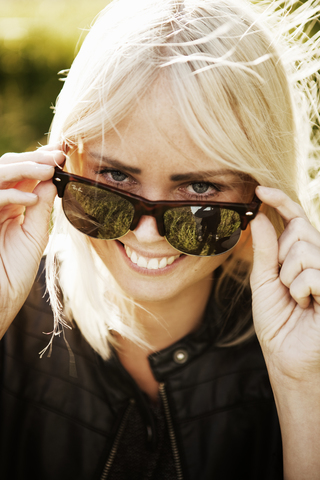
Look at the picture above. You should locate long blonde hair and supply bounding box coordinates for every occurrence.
[45,0,320,359]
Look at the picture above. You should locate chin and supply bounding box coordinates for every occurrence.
[112,273,188,304]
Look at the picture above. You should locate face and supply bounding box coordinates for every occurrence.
[66,85,255,304]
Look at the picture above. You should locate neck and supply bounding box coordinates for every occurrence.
[114,274,213,401]
[119,274,213,351]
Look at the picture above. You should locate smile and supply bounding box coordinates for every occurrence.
[124,245,180,270]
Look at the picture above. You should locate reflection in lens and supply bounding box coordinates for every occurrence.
[62,182,135,239]
[164,206,241,256]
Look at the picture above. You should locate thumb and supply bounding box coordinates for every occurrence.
[22,179,57,253]
[250,212,279,290]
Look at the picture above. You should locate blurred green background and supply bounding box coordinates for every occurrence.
[0,0,319,156]
[0,0,110,154]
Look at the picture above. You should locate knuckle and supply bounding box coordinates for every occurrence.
[279,266,290,288]
[5,188,17,201]
[290,268,314,298]
[0,152,17,164]
[0,189,12,206]
[23,161,37,168]
[287,216,308,235]
[290,240,308,258]
[286,198,305,215]
[289,282,303,302]
[279,273,289,289]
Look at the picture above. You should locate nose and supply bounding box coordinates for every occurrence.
[131,215,164,244]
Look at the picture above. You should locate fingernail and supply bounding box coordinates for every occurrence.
[52,150,67,159]
[256,186,272,195]
[25,192,38,199]
[49,150,66,156]
[35,164,54,170]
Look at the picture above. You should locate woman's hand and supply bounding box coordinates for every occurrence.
[250,186,320,381]
[0,144,65,338]
[250,186,320,480]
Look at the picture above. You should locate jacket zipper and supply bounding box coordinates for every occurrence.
[159,382,184,480]
[100,399,135,480]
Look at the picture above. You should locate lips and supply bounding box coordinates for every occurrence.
[124,244,180,270]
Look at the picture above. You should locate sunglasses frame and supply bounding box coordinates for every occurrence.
[53,168,261,237]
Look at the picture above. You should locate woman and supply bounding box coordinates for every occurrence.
[0,0,320,478]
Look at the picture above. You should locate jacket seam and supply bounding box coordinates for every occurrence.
[2,384,113,437]
[168,365,269,392]
[2,351,109,404]
[178,398,276,424]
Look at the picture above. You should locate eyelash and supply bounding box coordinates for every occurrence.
[184,183,222,200]
[94,168,223,199]
[94,168,133,185]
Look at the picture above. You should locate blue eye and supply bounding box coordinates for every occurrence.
[110,170,127,182]
[95,168,129,183]
[191,183,210,194]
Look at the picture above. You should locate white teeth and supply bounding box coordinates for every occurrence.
[124,245,180,270]
[167,256,175,265]
[148,258,159,269]
[159,258,167,269]
[131,251,138,264]
[137,256,148,268]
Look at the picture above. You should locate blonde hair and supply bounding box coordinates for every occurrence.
[45,0,320,359]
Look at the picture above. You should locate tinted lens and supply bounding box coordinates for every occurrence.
[62,182,135,239]
[163,205,241,256]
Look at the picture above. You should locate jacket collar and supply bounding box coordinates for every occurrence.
[148,293,222,382]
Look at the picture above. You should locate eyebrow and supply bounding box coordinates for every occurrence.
[169,169,244,182]
[89,152,244,182]
[89,153,142,175]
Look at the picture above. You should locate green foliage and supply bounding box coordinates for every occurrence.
[0,0,318,157]
[0,0,110,154]
[64,183,135,239]
[164,207,241,256]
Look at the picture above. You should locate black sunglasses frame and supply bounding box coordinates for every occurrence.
[52,167,261,238]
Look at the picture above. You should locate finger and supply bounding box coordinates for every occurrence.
[0,186,38,224]
[14,178,38,193]
[0,204,27,224]
[0,162,55,187]
[278,217,320,265]
[36,142,63,151]
[0,189,38,208]
[22,180,57,251]
[289,269,320,308]
[250,211,279,289]
[255,186,308,225]
[0,149,65,167]
[280,242,320,288]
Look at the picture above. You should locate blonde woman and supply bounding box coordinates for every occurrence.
[0,0,320,479]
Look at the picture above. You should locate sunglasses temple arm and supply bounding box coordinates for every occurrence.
[52,168,68,198]
[240,196,262,229]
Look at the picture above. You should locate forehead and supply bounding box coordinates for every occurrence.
[89,84,220,174]
[82,82,253,192]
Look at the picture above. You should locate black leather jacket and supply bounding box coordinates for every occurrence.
[0,265,282,480]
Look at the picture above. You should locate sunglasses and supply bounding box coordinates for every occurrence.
[52,167,261,257]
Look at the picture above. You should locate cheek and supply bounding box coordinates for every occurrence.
[191,251,233,278]
[89,238,118,269]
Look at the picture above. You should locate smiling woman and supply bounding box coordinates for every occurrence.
[0,1,320,479]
